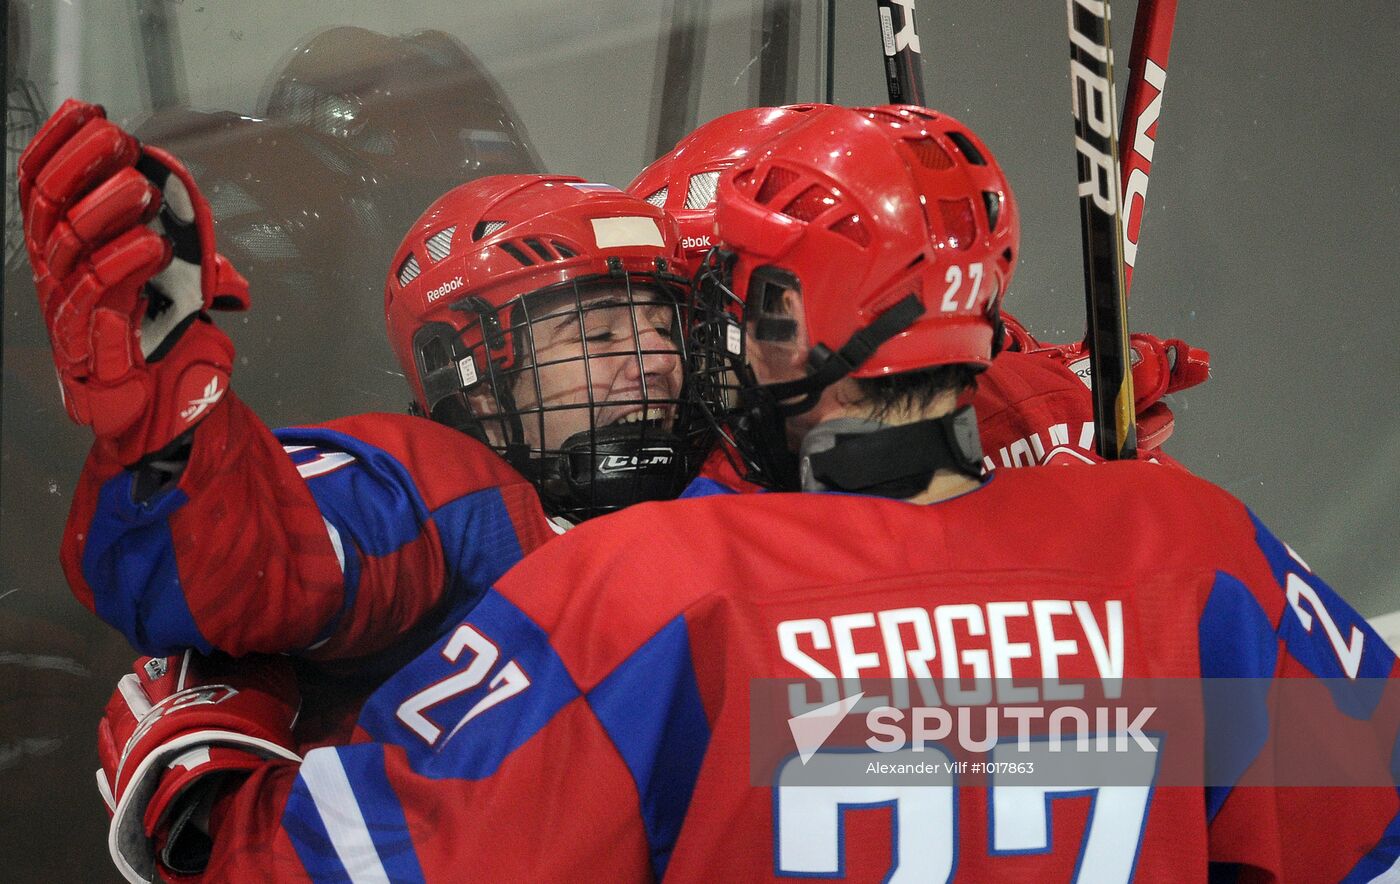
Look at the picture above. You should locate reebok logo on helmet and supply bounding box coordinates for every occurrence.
[426,276,464,303]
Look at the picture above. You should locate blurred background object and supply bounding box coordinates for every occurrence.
[6,0,46,264]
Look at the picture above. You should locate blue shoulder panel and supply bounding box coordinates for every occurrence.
[587,615,711,879]
[356,589,580,780]
[1199,571,1276,821]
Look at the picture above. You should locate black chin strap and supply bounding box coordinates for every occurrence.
[801,406,984,499]
[725,293,928,490]
[762,294,926,416]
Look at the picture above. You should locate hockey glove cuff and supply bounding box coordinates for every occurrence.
[97,652,300,884]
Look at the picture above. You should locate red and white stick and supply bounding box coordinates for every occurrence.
[1118,0,1179,297]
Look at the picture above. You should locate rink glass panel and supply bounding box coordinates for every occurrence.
[2,1,1397,879]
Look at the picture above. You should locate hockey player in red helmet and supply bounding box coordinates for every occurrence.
[92,103,1398,881]
[18,99,712,833]
[18,97,706,652]
[385,174,702,520]
[692,104,1017,492]
[632,105,1209,483]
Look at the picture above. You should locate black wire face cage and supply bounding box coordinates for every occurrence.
[415,267,716,521]
[689,248,804,490]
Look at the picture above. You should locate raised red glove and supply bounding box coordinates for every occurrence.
[999,311,1043,353]
[97,652,300,884]
[1025,332,1210,450]
[18,99,249,464]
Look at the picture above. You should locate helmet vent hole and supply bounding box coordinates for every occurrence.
[783,185,839,222]
[829,214,871,248]
[938,199,977,251]
[982,191,1002,231]
[756,166,800,204]
[946,131,986,165]
[523,238,554,261]
[499,241,534,266]
[906,137,954,171]
[684,171,720,209]
[643,186,668,208]
[418,336,450,374]
[552,240,578,259]
[397,253,421,287]
[425,225,457,262]
[472,220,508,240]
[864,108,907,125]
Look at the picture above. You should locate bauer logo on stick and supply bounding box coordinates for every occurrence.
[1067,0,1120,216]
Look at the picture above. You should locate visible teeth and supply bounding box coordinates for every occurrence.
[616,408,666,425]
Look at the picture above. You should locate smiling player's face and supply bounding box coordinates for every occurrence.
[506,283,684,452]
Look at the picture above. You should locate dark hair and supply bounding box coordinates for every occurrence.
[853,363,981,422]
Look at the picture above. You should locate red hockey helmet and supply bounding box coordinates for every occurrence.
[714,104,1018,377]
[626,104,829,261]
[690,105,1019,489]
[385,174,706,520]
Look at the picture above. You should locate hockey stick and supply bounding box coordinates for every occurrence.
[649,0,713,159]
[824,0,836,104]
[1119,0,1178,297]
[1,0,8,500]
[755,0,801,106]
[1065,0,1136,459]
[134,0,188,112]
[875,0,925,106]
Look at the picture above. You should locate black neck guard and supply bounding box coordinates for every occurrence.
[799,406,985,498]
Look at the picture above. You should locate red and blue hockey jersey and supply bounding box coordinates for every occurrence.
[62,393,554,663]
[61,348,1166,659]
[201,461,1398,882]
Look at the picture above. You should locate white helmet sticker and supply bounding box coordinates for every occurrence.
[458,355,479,388]
[591,216,664,249]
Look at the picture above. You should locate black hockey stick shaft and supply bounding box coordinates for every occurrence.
[1,0,9,499]
[875,0,925,105]
[650,0,713,158]
[1066,0,1136,459]
[825,0,837,104]
[1118,0,1178,297]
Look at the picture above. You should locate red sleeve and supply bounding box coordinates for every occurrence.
[203,705,653,882]
[62,392,552,659]
[974,351,1103,469]
[974,351,1194,471]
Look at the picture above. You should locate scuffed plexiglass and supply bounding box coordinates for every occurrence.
[2,1,1396,878]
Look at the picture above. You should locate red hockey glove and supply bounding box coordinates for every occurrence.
[999,311,1043,353]
[1026,332,1210,450]
[97,652,300,884]
[18,99,249,465]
